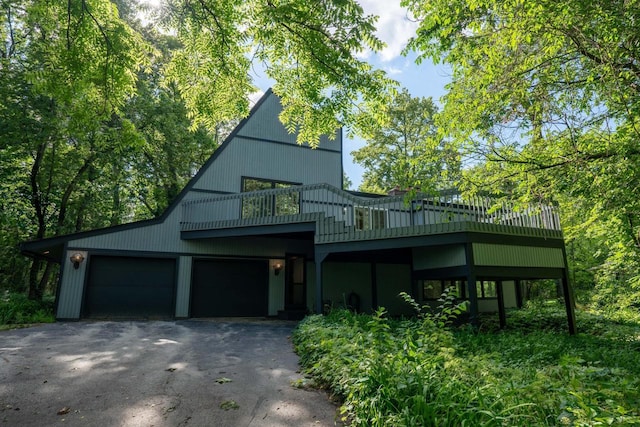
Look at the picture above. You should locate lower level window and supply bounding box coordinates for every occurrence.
[477,280,498,299]
[421,280,465,300]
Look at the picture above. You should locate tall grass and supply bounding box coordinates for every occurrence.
[0,291,55,326]
[293,299,640,426]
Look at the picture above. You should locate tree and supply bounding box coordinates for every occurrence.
[161,0,396,146]
[2,0,398,300]
[123,29,223,218]
[0,0,148,299]
[401,0,640,306]
[352,89,459,194]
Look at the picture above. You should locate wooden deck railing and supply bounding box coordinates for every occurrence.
[180,184,562,243]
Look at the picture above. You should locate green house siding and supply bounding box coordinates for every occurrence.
[175,256,192,318]
[473,243,565,268]
[375,264,413,316]
[412,245,467,270]
[323,262,372,312]
[56,250,88,319]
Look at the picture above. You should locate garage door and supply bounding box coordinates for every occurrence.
[191,258,268,317]
[84,256,176,318]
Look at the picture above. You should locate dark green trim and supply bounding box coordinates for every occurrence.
[317,231,564,255]
[413,266,469,279]
[235,135,342,154]
[189,189,235,195]
[181,222,316,239]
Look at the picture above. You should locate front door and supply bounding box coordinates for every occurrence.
[285,255,306,309]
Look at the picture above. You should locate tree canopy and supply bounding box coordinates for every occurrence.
[161,0,396,145]
[352,89,459,194]
[402,0,640,305]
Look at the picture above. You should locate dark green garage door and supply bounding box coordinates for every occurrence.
[84,256,176,318]
[191,258,269,317]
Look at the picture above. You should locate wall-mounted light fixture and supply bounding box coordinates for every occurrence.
[273,262,283,276]
[70,253,85,270]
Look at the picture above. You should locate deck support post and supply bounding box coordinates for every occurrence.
[561,247,577,335]
[562,274,577,335]
[370,262,378,309]
[515,279,523,308]
[465,243,479,328]
[314,251,328,314]
[496,280,506,329]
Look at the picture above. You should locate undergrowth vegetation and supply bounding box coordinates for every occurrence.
[0,292,55,328]
[292,296,640,426]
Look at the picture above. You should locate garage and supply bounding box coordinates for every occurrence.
[191,258,269,317]
[83,256,176,318]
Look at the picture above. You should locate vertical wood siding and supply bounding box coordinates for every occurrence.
[323,262,372,312]
[175,256,192,318]
[375,264,413,316]
[268,259,285,316]
[412,245,467,270]
[473,243,565,267]
[56,250,88,319]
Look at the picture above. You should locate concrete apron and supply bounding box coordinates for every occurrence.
[0,319,342,426]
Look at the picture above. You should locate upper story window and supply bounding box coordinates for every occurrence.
[241,177,301,218]
[354,207,387,230]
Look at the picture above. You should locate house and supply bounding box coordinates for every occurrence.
[21,89,577,333]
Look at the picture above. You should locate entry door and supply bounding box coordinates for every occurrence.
[285,255,306,309]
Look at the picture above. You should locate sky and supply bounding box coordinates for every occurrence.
[139,0,451,189]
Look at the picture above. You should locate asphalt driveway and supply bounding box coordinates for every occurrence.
[0,319,341,426]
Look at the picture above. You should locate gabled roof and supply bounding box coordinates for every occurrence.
[21,89,276,260]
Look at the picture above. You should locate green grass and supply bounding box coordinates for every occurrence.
[0,291,55,328]
[292,301,640,426]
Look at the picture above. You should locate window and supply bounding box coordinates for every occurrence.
[354,207,387,230]
[241,177,300,219]
[422,280,443,300]
[421,280,465,300]
[476,281,497,299]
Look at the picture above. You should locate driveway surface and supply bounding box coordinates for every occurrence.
[0,319,341,426]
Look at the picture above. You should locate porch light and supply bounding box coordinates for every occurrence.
[70,253,85,269]
[273,262,283,276]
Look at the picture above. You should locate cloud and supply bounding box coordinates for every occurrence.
[358,0,418,62]
[385,66,403,75]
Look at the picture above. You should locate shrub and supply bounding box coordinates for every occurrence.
[0,291,55,325]
[293,297,640,426]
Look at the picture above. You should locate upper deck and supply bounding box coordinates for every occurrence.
[180,184,563,244]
